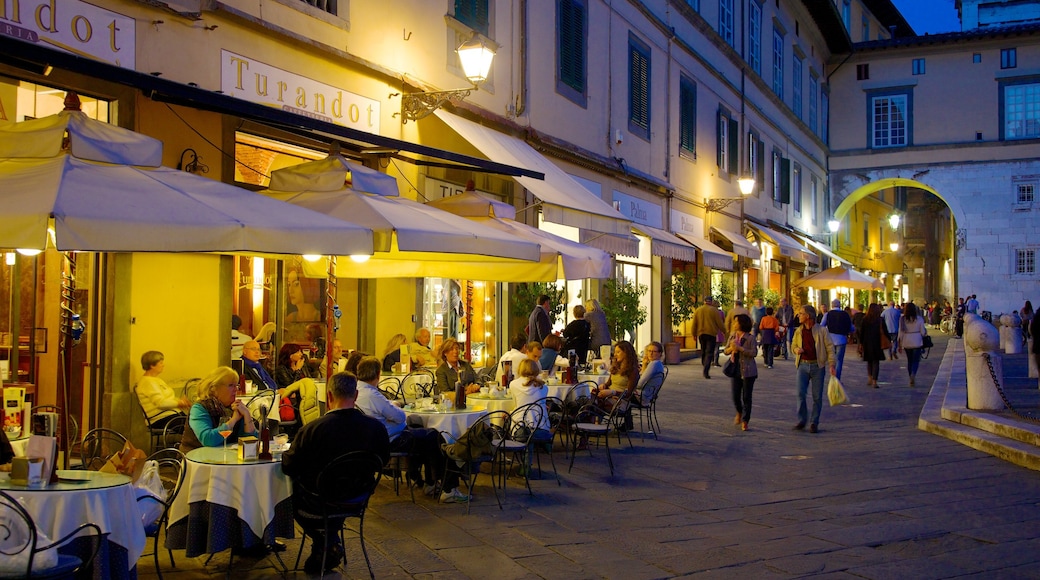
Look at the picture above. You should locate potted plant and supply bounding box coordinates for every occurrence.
[601,279,648,348]
[663,270,703,363]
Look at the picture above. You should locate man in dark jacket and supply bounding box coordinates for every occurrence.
[281,372,390,574]
[527,294,553,343]
[822,299,853,380]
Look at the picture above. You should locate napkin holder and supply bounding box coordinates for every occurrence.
[11,457,44,486]
[238,436,259,461]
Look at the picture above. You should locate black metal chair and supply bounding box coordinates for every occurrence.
[136,448,186,579]
[568,393,633,476]
[440,411,504,514]
[555,381,596,457]
[291,450,384,579]
[181,378,202,403]
[499,402,559,493]
[402,369,434,403]
[377,376,402,401]
[159,415,187,452]
[78,427,128,471]
[630,373,665,440]
[132,386,184,453]
[0,490,103,579]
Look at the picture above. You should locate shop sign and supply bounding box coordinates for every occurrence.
[423,176,499,201]
[612,190,661,229]
[0,0,136,67]
[221,50,379,133]
[670,210,704,238]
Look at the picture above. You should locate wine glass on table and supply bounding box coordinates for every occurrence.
[219,427,233,460]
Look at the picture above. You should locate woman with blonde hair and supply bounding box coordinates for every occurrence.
[179,366,257,453]
[382,333,409,372]
[584,299,612,358]
[510,358,551,434]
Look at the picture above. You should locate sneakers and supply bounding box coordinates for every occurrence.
[440,488,470,503]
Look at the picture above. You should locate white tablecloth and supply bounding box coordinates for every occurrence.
[0,471,146,571]
[545,382,591,400]
[411,410,484,439]
[169,447,293,541]
[466,395,516,414]
[577,373,609,386]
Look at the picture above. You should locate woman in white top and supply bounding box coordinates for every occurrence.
[896,302,929,386]
[135,351,190,429]
[636,341,666,405]
[509,358,550,433]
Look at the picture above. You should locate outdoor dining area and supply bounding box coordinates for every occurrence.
[0,92,675,578]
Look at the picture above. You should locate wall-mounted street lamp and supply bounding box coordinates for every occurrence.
[737,176,756,195]
[399,35,496,123]
[828,219,840,233]
[888,213,901,230]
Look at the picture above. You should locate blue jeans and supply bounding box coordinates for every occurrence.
[905,347,923,377]
[832,342,847,380]
[796,362,826,426]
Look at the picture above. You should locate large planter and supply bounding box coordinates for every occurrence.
[664,341,681,365]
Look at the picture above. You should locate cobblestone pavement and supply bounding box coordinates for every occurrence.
[140,332,1040,579]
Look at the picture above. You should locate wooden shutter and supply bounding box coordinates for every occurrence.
[558,0,585,93]
[779,157,791,204]
[756,139,766,193]
[628,39,650,135]
[455,0,489,36]
[679,77,696,154]
[727,118,739,175]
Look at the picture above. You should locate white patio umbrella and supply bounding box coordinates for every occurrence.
[262,156,546,279]
[793,266,885,290]
[0,109,374,256]
[427,188,613,280]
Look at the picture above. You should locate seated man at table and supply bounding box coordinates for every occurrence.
[494,334,529,384]
[315,338,344,380]
[355,357,468,504]
[281,371,389,574]
[408,328,434,367]
[241,340,278,391]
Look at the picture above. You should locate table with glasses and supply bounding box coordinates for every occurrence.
[0,470,146,579]
[407,408,484,439]
[165,446,294,558]
[577,373,610,387]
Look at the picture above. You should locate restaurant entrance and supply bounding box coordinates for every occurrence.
[421,278,500,370]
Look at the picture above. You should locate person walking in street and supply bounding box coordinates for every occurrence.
[882,302,902,360]
[750,299,766,339]
[1020,300,1034,342]
[725,300,750,335]
[724,314,758,431]
[822,299,852,380]
[955,297,967,338]
[897,303,929,387]
[527,294,553,344]
[690,298,725,379]
[758,307,779,369]
[857,303,886,388]
[584,299,612,360]
[776,298,796,359]
[792,305,835,433]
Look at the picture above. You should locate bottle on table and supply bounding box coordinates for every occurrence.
[501,360,512,388]
[258,406,272,461]
[454,380,466,410]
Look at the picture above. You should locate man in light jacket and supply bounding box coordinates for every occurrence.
[791,305,836,434]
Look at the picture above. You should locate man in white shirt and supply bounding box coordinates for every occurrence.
[495,334,528,384]
[353,357,468,503]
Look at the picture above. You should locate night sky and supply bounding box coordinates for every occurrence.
[890,0,962,35]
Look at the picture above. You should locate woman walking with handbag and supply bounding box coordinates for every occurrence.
[857,303,886,388]
[724,314,758,431]
[897,303,929,386]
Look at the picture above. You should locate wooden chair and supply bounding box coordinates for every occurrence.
[0,490,103,578]
[291,451,384,579]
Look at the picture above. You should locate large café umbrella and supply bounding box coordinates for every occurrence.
[262,155,545,279]
[427,185,612,281]
[793,265,885,290]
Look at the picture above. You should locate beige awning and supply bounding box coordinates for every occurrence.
[435,110,631,235]
[710,226,761,259]
[633,225,699,262]
[580,230,640,258]
[795,234,851,267]
[674,233,735,271]
[747,223,818,265]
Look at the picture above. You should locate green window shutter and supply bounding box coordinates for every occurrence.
[558,0,585,93]
[756,139,765,193]
[679,76,696,154]
[455,0,489,36]
[716,112,724,167]
[727,118,739,175]
[628,37,650,137]
[779,157,791,203]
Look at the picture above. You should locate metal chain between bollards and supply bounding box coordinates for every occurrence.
[982,352,1040,424]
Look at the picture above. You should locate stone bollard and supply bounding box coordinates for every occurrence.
[998,314,1008,351]
[964,314,1005,410]
[1005,312,1023,354]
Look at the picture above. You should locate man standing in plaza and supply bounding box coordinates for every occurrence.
[691,298,725,379]
[822,299,852,380]
[281,371,389,574]
[792,305,836,434]
[882,302,902,360]
[527,294,552,343]
[776,298,796,359]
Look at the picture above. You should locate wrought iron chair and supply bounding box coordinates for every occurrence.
[630,373,665,440]
[568,392,633,476]
[440,411,504,514]
[377,376,402,402]
[78,427,128,471]
[132,386,184,453]
[555,381,596,457]
[0,490,103,579]
[181,377,202,403]
[291,450,384,579]
[160,415,187,452]
[136,448,186,579]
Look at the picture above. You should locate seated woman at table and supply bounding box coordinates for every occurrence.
[382,333,408,373]
[275,344,316,438]
[634,341,665,405]
[435,337,479,395]
[179,366,257,454]
[136,350,190,429]
[538,335,569,377]
[510,358,551,436]
[591,341,640,411]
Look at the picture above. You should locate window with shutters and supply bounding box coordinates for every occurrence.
[792,163,802,215]
[809,73,818,134]
[556,0,587,107]
[772,28,784,99]
[454,0,489,36]
[719,0,735,47]
[748,1,762,75]
[628,34,651,140]
[717,108,738,176]
[747,129,764,196]
[679,75,697,158]
[810,173,819,224]
[821,87,830,143]
[842,0,851,31]
[792,54,802,120]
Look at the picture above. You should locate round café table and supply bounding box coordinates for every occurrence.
[0,470,146,579]
[165,446,294,558]
[407,408,484,439]
[466,394,516,414]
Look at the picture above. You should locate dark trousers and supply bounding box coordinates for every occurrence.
[699,334,717,375]
[730,375,756,423]
[762,342,774,367]
[391,428,444,487]
[866,360,880,381]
